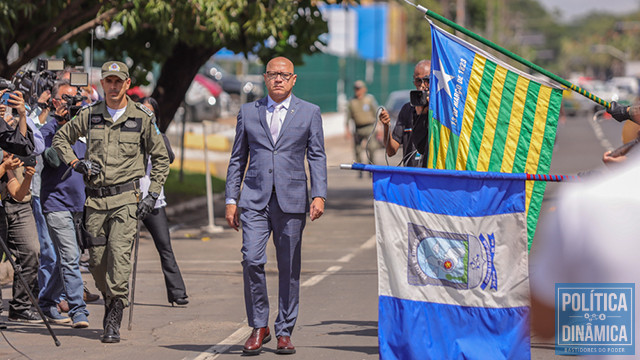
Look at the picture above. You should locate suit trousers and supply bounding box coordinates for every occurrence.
[240,193,306,337]
[142,206,187,302]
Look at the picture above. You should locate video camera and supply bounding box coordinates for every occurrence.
[410,90,429,107]
[0,77,16,106]
[54,72,88,122]
[12,58,64,108]
[0,77,14,92]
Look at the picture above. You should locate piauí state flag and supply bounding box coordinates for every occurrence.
[427,24,563,247]
[371,165,530,360]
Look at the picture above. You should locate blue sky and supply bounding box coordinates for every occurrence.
[538,0,640,22]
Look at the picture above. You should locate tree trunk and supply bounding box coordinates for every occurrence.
[151,41,218,132]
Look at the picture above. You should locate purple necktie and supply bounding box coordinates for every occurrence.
[270,104,284,142]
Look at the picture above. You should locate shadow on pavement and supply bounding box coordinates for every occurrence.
[1,324,102,342]
[306,319,378,337]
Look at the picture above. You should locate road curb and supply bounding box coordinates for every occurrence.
[165,193,225,218]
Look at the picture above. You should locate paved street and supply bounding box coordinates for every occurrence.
[0,111,626,359]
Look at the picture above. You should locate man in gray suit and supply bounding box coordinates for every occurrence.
[225,56,327,355]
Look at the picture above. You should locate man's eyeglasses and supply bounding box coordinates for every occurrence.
[413,76,430,86]
[265,71,294,81]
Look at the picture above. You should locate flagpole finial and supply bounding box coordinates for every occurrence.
[402,0,428,13]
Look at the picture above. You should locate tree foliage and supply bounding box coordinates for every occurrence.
[0,0,350,130]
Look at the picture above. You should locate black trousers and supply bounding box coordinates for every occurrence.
[143,207,187,302]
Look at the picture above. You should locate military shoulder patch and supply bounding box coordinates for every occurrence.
[135,102,154,118]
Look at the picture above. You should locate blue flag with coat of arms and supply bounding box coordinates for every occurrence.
[368,164,531,360]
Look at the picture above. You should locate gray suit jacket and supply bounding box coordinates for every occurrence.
[225,95,327,214]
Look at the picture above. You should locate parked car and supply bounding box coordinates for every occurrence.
[562,90,592,117]
[199,61,263,105]
[182,74,226,122]
[609,76,639,98]
[590,80,632,112]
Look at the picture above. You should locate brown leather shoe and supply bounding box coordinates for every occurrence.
[57,299,69,313]
[276,336,296,355]
[243,327,271,355]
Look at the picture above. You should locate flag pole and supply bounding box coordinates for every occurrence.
[342,163,579,182]
[402,0,611,109]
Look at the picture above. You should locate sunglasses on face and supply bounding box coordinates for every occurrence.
[413,76,430,86]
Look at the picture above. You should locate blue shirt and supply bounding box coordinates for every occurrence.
[39,117,86,213]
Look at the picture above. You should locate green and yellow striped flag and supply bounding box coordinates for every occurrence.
[427,24,563,247]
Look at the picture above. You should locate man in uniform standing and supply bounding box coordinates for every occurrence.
[52,61,169,343]
[346,80,381,167]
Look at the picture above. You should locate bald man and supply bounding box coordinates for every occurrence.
[225,56,327,355]
[379,60,431,167]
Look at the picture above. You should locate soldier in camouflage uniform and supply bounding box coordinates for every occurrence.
[52,61,169,343]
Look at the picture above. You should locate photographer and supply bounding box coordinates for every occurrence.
[39,79,90,327]
[378,60,431,167]
[0,89,36,156]
[0,151,42,323]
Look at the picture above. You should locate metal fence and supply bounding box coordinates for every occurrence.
[293,53,416,112]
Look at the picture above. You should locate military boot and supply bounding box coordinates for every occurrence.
[102,298,124,343]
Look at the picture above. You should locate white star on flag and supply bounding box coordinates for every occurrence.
[433,57,455,99]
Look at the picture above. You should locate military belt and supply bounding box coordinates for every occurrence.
[86,179,140,198]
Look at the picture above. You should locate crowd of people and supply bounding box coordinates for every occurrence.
[0,60,187,343]
[1,49,637,356]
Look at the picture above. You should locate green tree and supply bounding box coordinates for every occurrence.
[1,0,352,130]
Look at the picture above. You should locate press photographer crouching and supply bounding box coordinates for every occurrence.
[378,60,431,167]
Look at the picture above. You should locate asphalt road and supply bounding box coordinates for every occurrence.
[0,111,625,359]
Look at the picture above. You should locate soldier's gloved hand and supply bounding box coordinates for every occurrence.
[608,101,631,122]
[72,159,101,177]
[136,192,159,220]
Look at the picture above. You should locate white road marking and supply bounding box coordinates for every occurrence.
[188,325,252,360]
[301,265,343,287]
[588,112,614,152]
[360,235,377,250]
